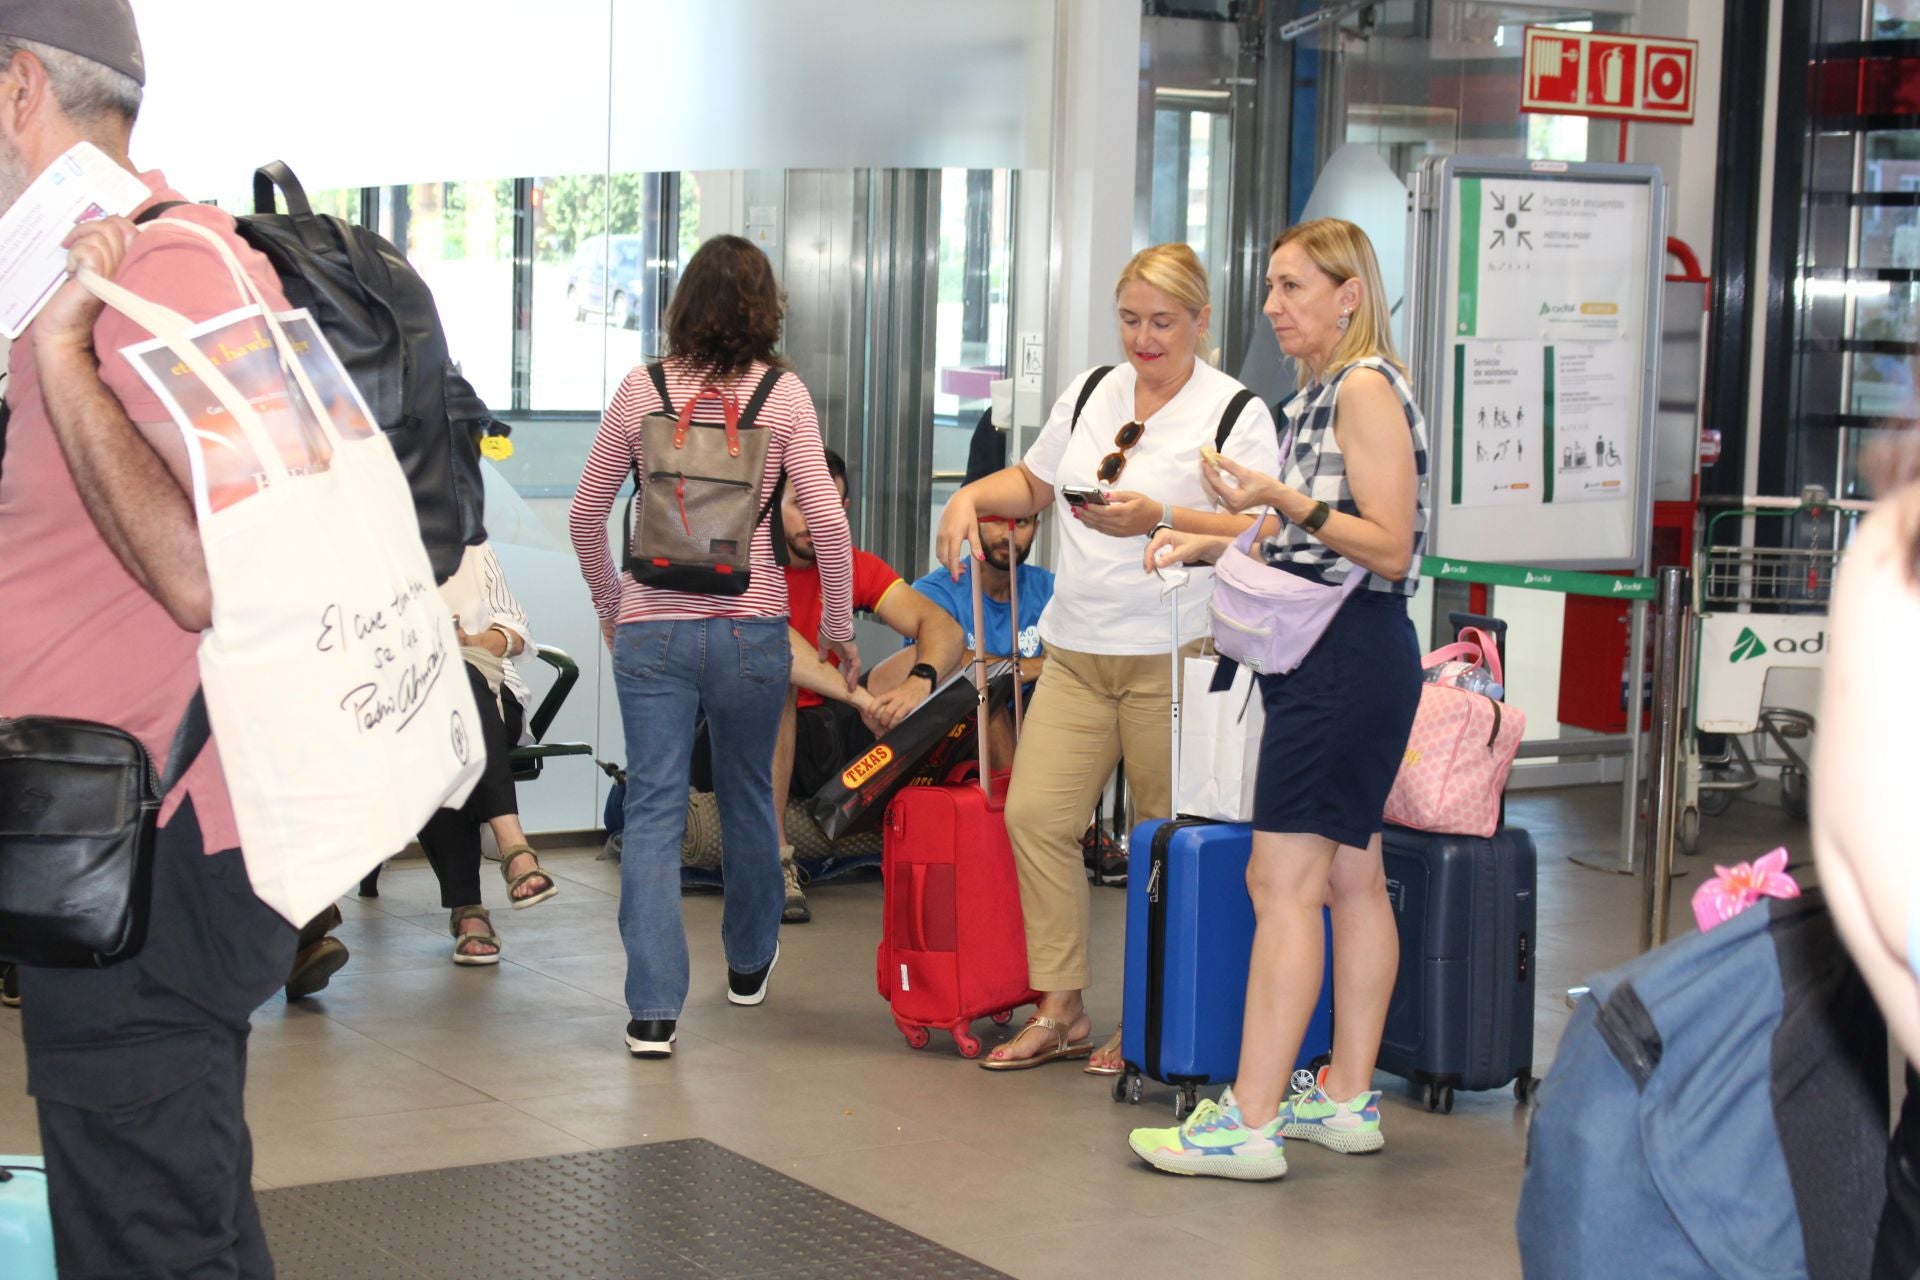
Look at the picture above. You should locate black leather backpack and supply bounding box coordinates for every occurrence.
[236,161,489,583]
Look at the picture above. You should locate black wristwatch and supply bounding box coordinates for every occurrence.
[908,662,939,686]
[1300,500,1333,533]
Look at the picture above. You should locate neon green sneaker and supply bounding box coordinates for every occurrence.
[1126,1096,1288,1181]
[1278,1065,1385,1154]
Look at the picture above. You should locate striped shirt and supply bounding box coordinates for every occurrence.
[569,360,853,639]
[1263,357,1429,597]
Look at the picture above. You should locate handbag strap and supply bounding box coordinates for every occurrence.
[1456,625,1504,684]
[158,688,209,798]
[1422,640,1484,671]
[1067,366,1114,434]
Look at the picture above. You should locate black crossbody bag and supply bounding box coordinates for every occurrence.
[0,693,208,968]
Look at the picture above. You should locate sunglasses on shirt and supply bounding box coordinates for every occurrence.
[1098,420,1145,484]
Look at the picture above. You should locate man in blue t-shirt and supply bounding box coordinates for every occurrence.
[905,511,1054,766]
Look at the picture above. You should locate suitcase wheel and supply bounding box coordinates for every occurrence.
[1111,1069,1143,1105]
[1172,1084,1198,1121]
[1513,1071,1536,1104]
[1423,1082,1455,1114]
[899,1024,931,1051]
[953,1029,983,1059]
[990,1009,1013,1025]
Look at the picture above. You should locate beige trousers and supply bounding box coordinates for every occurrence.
[1004,641,1198,991]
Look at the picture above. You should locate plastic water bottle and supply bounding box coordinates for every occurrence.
[1426,663,1504,701]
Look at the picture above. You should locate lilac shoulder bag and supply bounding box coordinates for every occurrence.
[1207,514,1366,674]
[1206,368,1376,674]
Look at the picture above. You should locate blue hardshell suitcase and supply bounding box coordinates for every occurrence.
[0,1156,56,1279]
[1378,823,1538,1112]
[1117,817,1334,1119]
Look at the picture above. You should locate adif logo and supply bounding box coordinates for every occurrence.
[1729,627,1767,663]
[1524,571,1553,586]
[1612,580,1634,594]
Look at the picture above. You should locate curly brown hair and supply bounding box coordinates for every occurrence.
[664,235,788,381]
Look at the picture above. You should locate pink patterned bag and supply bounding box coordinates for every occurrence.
[1383,637,1526,838]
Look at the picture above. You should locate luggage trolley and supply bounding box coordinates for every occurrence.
[1680,489,1870,853]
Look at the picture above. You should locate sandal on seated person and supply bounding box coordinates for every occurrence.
[978,1014,1093,1072]
[450,905,501,966]
[501,845,558,909]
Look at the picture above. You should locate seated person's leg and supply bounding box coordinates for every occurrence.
[455,677,555,909]
[771,685,811,922]
[772,685,798,851]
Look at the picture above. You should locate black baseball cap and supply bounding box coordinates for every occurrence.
[0,0,144,87]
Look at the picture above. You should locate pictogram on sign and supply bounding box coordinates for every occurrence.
[1521,27,1698,124]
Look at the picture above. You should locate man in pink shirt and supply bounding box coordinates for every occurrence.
[0,5,296,1275]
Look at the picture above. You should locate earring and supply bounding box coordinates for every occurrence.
[1337,309,1352,332]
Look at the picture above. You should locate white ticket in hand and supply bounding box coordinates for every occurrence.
[0,140,153,339]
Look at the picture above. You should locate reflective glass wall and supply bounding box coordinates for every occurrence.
[138,1,1057,833]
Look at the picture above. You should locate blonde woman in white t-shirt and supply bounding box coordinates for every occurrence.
[935,243,1282,1073]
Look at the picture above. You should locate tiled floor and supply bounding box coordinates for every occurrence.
[0,786,1813,1279]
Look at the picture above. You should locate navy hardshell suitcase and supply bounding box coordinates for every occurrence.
[1119,817,1333,1119]
[1378,823,1538,1112]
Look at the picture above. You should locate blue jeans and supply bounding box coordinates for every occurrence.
[614,616,792,1019]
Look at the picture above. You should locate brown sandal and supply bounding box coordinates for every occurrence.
[978,1014,1093,1071]
[500,845,558,909]
[449,905,500,966]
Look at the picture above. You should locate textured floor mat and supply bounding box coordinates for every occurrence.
[257,1139,1007,1279]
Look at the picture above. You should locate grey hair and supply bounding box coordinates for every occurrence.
[0,37,140,125]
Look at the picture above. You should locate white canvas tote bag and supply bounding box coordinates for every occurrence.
[81,220,482,924]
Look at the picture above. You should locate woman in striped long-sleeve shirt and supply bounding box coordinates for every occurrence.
[569,235,858,1060]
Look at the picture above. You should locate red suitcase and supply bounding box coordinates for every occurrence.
[876,529,1037,1057]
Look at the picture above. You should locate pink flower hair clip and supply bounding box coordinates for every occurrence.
[1691,847,1801,934]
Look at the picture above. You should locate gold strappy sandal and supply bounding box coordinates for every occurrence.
[1084,1024,1125,1076]
[978,1014,1094,1071]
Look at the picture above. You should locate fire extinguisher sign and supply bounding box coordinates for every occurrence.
[1521,27,1697,124]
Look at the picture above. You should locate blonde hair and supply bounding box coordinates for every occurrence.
[1272,218,1404,383]
[1114,244,1214,359]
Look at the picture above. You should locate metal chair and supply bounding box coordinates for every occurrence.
[358,645,593,897]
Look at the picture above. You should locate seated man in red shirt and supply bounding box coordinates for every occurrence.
[777,448,964,921]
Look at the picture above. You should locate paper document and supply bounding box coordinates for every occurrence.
[1545,340,1632,503]
[1451,339,1544,508]
[0,140,152,338]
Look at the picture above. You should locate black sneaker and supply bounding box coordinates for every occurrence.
[0,963,18,1008]
[727,943,780,1006]
[625,1018,676,1058]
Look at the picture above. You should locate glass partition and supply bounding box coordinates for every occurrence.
[133,2,1058,834]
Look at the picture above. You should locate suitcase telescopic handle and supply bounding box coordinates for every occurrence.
[1156,564,1189,797]
[967,539,994,807]
[1007,533,1024,737]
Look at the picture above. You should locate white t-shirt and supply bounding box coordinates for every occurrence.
[1023,361,1282,655]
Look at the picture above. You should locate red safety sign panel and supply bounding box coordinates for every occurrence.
[1521,27,1697,124]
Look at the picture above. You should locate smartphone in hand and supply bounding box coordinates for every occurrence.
[1061,485,1109,508]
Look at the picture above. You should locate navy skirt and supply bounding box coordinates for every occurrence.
[1249,585,1422,848]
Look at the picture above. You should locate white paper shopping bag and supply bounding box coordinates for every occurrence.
[84,221,482,924]
[1177,654,1264,822]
